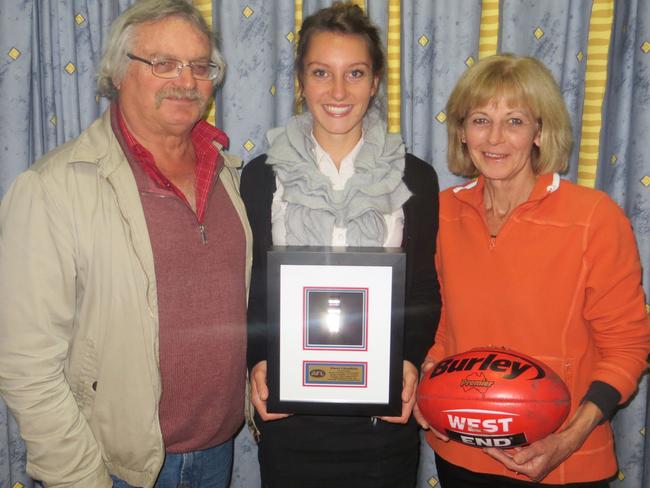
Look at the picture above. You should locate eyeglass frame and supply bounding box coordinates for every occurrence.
[126,52,221,81]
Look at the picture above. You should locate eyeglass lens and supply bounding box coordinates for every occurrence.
[152,59,215,80]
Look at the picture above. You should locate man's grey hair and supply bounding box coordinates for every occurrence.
[97,0,225,99]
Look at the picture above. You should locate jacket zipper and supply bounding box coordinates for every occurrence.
[141,191,209,245]
[193,164,227,246]
[470,201,535,250]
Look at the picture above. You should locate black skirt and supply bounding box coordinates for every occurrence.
[257,413,419,488]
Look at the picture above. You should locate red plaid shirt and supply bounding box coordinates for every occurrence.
[114,103,230,223]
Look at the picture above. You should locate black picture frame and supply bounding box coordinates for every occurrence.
[266,246,405,416]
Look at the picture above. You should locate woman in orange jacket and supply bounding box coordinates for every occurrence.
[416,54,650,487]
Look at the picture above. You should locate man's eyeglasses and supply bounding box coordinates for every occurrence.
[126,53,220,81]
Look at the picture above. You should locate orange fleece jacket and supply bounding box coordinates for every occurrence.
[426,172,650,484]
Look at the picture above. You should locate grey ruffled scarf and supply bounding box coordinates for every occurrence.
[265,108,412,246]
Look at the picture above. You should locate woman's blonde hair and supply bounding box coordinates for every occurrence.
[446,54,573,177]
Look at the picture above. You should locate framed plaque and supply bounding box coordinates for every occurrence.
[266,246,405,416]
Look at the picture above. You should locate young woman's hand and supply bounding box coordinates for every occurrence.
[250,360,290,421]
[411,357,449,440]
[379,361,419,424]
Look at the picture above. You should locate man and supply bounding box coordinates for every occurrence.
[0,1,251,487]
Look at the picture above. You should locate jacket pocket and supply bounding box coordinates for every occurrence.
[530,354,575,414]
[68,338,100,417]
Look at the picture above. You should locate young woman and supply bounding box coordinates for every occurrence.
[240,3,441,487]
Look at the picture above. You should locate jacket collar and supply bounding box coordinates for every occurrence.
[452,172,561,209]
[66,108,242,178]
[67,109,117,175]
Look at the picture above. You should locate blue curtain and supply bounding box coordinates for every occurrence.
[599,1,650,484]
[0,2,134,487]
[214,0,296,160]
[0,0,133,196]
[400,0,481,191]
[499,0,592,182]
[1,1,648,487]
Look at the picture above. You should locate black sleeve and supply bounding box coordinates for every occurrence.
[240,155,275,370]
[401,154,441,370]
[582,381,622,422]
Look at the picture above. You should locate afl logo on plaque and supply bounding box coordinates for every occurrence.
[309,369,326,378]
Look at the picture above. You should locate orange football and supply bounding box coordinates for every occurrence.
[417,347,571,448]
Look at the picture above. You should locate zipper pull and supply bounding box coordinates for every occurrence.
[199,224,208,244]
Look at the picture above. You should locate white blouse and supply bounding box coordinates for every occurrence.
[271,135,405,247]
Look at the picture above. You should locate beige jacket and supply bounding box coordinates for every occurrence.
[0,110,252,488]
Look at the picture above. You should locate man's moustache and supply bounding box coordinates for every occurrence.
[154,88,207,108]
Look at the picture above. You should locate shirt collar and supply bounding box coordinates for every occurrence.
[110,102,229,223]
[311,133,364,181]
[452,172,561,208]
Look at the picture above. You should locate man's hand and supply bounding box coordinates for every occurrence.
[250,361,290,421]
